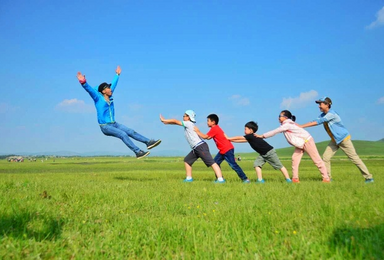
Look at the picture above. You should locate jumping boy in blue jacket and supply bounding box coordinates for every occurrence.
[77,66,161,159]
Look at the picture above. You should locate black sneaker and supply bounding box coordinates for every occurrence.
[136,150,150,159]
[147,139,161,149]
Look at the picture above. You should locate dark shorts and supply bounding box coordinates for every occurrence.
[184,142,215,167]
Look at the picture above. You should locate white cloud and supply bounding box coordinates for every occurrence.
[229,95,250,106]
[280,90,318,109]
[55,99,94,113]
[366,6,384,30]
[378,96,384,104]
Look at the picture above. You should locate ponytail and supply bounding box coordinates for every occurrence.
[281,110,296,122]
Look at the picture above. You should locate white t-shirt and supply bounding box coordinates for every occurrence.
[182,121,204,148]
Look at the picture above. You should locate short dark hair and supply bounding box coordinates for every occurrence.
[245,121,258,133]
[207,114,219,125]
[281,110,296,122]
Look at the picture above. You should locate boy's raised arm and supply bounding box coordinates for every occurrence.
[110,66,121,91]
[77,72,86,84]
[160,114,182,126]
[77,71,99,101]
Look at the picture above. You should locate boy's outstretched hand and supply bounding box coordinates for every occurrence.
[77,72,86,84]
[116,66,121,75]
[159,114,165,123]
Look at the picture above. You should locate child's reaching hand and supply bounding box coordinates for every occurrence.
[159,114,165,123]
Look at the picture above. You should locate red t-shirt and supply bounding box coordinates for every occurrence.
[207,125,234,154]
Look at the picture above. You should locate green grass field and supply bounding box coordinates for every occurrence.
[0,155,383,259]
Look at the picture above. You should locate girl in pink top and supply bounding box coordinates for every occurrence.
[256,110,330,183]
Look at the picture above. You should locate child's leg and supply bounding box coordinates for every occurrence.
[213,152,225,179]
[184,162,193,178]
[279,166,290,179]
[253,155,266,180]
[224,149,248,180]
[338,139,373,179]
[292,148,304,179]
[304,139,329,180]
[195,143,224,180]
[264,149,290,180]
[114,122,151,144]
[100,124,141,154]
[255,167,263,180]
[184,151,198,179]
[211,163,223,178]
[322,141,339,179]
[213,152,225,166]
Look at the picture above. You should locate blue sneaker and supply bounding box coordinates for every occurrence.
[214,179,226,184]
[183,178,193,183]
[365,178,374,183]
[256,179,265,184]
[243,179,251,184]
[286,179,292,183]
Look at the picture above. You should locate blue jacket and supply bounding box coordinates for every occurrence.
[315,109,350,144]
[81,74,119,125]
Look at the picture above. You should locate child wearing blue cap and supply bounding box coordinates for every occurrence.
[160,111,225,183]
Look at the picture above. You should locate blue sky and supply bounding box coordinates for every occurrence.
[1,0,383,156]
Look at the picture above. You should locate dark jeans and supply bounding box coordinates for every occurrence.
[100,122,149,154]
[214,149,248,180]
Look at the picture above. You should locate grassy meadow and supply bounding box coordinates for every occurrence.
[0,154,383,259]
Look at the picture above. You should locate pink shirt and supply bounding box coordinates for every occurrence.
[263,119,312,149]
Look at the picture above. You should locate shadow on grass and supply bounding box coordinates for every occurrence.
[0,211,64,241]
[329,224,384,259]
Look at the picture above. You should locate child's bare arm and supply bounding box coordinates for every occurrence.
[160,114,182,126]
[194,126,211,139]
[227,136,247,143]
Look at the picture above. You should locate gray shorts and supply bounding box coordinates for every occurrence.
[184,142,215,167]
[253,149,284,170]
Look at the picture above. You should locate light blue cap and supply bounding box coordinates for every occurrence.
[185,110,196,123]
[315,96,332,105]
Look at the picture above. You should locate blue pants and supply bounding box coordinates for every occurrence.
[214,149,248,180]
[100,122,149,154]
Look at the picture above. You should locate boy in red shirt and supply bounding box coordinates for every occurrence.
[194,114,250,183]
